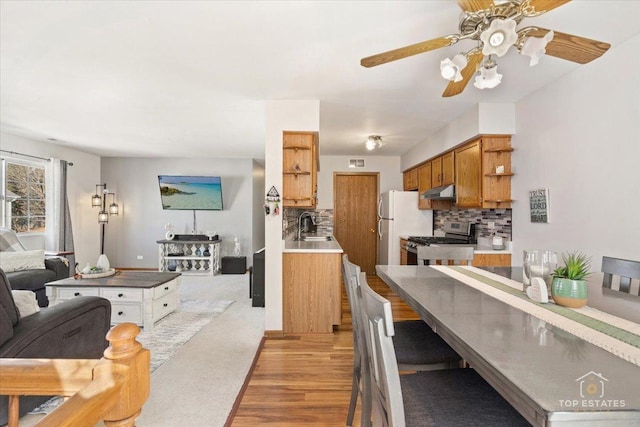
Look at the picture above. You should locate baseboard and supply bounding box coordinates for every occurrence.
[263,330,285,338]
[115,267,157,271]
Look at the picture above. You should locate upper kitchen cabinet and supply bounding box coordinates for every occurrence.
[432,151,455,188]
[283,131,318,207]
[403,167,418,191]
[454,135,513,208]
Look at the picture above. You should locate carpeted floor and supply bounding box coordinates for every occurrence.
[19,273,264,427]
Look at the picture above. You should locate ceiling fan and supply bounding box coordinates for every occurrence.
[361,0,611,97]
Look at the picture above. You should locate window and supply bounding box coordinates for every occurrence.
[1,158,47,233]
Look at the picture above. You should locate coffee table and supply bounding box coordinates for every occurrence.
[46,271,181,331]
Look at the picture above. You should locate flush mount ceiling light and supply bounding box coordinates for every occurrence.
[365,135,382,151]
[361,0,611,97]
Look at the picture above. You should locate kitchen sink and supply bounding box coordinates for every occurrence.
[300,236,333,242]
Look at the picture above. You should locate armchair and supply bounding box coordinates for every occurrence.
[0,268,111,423]
[0,227,71,307]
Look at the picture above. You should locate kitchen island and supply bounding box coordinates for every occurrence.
[282,236,343,334]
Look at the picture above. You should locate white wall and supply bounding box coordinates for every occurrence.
[512,34,640,266]
[0,132,101,269]
[101,157,260,268]
[264,100,320,332]
[316,155,402,209]
[401,103,516,171]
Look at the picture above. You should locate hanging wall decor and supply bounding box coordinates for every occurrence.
[265,186,281,216]
[529,188,550,223]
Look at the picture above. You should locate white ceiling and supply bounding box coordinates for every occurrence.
[1,1,639,159]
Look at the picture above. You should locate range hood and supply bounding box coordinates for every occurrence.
[421,184,455,200]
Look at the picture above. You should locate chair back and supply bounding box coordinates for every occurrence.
[342,255,374,426]
[417,245,474,266]
[601,256,640,296]
[0,227,27,252]
[359,272,405,427]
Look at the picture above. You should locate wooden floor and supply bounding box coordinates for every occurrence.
[230,275,420,426]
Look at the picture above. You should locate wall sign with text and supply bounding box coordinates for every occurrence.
[529,188,550,223]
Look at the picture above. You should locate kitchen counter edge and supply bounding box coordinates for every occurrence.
[283,236,344,253]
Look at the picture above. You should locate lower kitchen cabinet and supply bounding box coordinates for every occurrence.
[472,253,512,267]
[282,253,342,334]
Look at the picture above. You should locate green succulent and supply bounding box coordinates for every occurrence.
[552,251,591,280]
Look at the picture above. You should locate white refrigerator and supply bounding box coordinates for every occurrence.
[378,190,433,265]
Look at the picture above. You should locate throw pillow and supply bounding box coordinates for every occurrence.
[0,250,46,273]
[11,290,40,319]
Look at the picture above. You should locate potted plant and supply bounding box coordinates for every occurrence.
[551,251,591,308]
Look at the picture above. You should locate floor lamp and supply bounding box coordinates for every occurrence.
[92,183,118,269]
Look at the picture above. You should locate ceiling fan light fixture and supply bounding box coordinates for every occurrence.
[480,18,518,57]
[521,30,554,66]
[440,53,468,82]
[366,135,382,151]
[474,63,502,89]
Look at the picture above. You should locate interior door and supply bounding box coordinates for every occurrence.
[333,173,379,275]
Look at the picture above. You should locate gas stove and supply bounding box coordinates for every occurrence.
[405,221,476,253]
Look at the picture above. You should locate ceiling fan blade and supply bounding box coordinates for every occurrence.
[457,0,494,13]
[361,36,455,68]
[528,28,610,64]
[442,51,483,98]
[522,0,571,16]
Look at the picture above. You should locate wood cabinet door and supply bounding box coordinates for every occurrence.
[455,140,482,207]
[442,151,455,185]
[403,168,418,190]
[431,157,442,187]
[472,253,512,267]
[417,163,432,209]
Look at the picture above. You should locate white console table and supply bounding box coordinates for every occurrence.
[157,238,221,275]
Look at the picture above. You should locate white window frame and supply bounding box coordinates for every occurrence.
[0,156,48,235]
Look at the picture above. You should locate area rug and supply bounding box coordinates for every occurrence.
[28,298,235,415]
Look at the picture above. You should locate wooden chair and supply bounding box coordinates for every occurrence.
[358,273,530,427]
[417,245,474,266]
[601,256,640,296]
[341,255,460,427]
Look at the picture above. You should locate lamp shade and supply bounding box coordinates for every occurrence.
[440,54,468,82]
[480,18,517,58]
[521,30,554,66]
[98,210,109,223]
[92,193,102,207]
[109,203,119,215]
[474,65,502,89]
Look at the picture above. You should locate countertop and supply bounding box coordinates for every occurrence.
[399,235,512,255]
[283,235,344,253]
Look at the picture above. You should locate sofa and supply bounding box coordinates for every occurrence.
[0,268,111,423]
[0,227,71,307]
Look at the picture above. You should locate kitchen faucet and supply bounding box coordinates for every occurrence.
[297,211,316,241]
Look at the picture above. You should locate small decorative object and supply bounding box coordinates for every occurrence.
[203,247,211,257]
[81,263,92,274]
[551,251,591,308]
[265,186,281,216]
[526,277,549,303]
[96,254,110,270]
[495,165,505,174]
[491,235,504,250]
[233,237,241,257]
[165,231,175,240]
[529,188,550,223]
[523,250,557,293]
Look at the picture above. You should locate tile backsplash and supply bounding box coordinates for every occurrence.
[434,208,512,240]
[283,208,334,238]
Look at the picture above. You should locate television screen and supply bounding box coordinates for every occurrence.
[158,175,223,210]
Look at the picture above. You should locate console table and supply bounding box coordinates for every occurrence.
[47,272,181,331]
[157,238,221,275]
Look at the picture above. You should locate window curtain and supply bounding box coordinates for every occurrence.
[46,158,75,274]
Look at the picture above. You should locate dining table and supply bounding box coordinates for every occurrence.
[375,264,640,427]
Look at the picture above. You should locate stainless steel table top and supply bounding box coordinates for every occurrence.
[376,265,640,427]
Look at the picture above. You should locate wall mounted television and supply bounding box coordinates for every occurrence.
[158,175,223,210]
